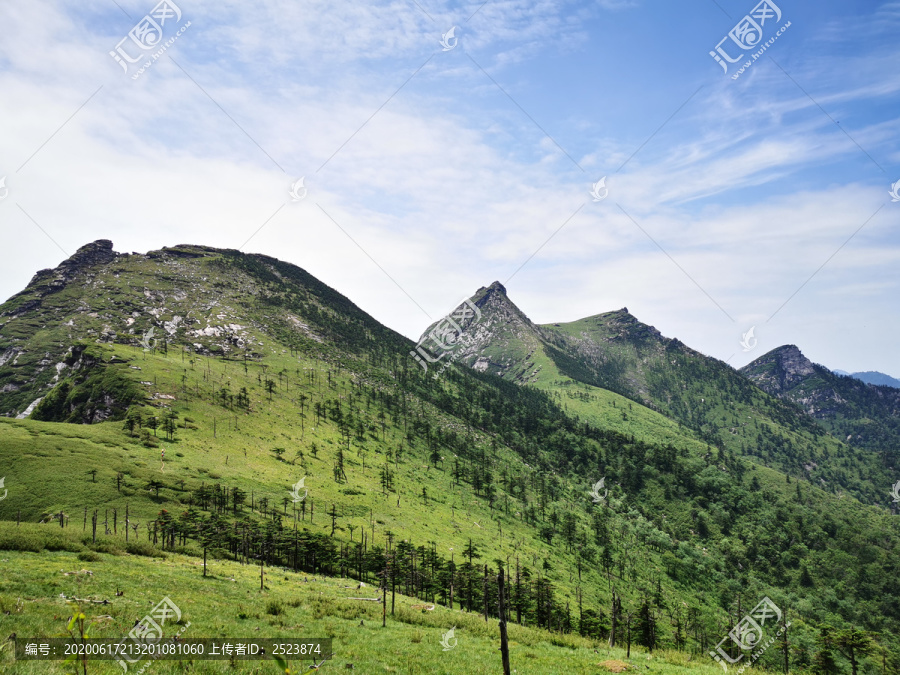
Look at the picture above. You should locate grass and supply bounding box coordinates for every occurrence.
[0,525,749,674]
[0,342,719,633]
[1,341,894,673]
[0,245,896,672]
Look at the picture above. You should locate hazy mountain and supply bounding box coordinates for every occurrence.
[849,370,900,389]
[832,369,900,388]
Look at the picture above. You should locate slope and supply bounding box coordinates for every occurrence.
[429,282,887,502]
[742,345,900,488]
[0,243,899,673]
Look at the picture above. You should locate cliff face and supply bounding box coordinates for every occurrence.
[27,239,118,294]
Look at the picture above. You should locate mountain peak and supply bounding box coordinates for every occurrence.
[24,239,119,296]
[60,239,117,271]
[741,344,816,394]
[772,344,815,375]
[476,281,507,297]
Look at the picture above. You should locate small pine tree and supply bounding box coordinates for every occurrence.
[812,626,841,675]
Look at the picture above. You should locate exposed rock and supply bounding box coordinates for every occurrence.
[742,345,900,450]
[15,397,44,419]
[10,241,120,311]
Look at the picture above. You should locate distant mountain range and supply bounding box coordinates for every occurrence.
[424,282,899,500]
[833,369,900,389]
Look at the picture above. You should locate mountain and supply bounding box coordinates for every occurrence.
[430,283,894,501]
[849,370,900,389]
[0,239,408,421]
[742,345,900,471]
[831,368,900,388]
[2,244,900,672]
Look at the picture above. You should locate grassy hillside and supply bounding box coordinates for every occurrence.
[0,522,747,675]
[436,283,893,505]
[1,242,899,673]
[1,338,898,672]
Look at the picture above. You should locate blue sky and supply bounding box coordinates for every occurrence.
[0,0,898,375]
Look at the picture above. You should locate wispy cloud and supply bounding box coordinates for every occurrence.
[0,0,897,375]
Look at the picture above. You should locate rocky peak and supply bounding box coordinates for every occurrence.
[66,239,117,267]
[478,280,507,296]
[469,281,511,313]
[741,344,818,395]
[26,239,118,294]
[772,345,816,389]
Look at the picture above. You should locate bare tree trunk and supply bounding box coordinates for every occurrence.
[449,553,454,610]
[626,611,633,658]
[609,589,619,648]
[781,607,790,674]
[484,564,489,622]
[498,568,511,675]
[382,562,387,628]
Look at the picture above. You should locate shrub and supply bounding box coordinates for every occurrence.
[87,539,123,555]
[0,530,42,553]
[171,544,202,557]
[265,600,285,616]
[78,551,101,562]
[125,541,166,558]
[0,523,82,553]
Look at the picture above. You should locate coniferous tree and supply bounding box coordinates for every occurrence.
[812,626,840,675]
[834,627,873,675]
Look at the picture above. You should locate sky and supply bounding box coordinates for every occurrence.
[0,0,898,375]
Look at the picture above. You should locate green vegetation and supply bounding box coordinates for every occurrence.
[0,242,898,673]
[742,346,900,486]
[0,522,750,674]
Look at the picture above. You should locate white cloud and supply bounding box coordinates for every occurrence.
[0,0,898,378]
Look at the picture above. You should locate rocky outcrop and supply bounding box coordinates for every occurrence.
[742,347,900,451]
[2,241,121,318]
[743,345,816,394]
[417,281,545,381]
[26,240,118,293]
